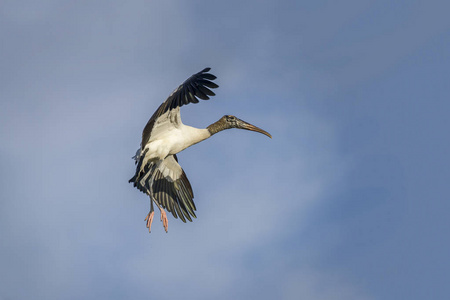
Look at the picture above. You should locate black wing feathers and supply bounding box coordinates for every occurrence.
[141,67,218,149]
[129,154,196,223]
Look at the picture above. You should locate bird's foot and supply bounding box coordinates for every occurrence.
[144,211,155,233]
[160,209,168,233]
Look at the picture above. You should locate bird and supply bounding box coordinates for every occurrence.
[129,67,271,233]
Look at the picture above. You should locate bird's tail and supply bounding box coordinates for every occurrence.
[129,148,153,194]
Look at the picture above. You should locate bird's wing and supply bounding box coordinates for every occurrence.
[129,154,196,223]
[141,67,219,149]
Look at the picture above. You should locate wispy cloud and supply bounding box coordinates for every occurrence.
[5,1,448,299]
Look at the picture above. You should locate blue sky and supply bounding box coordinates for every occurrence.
[1,1,449,299]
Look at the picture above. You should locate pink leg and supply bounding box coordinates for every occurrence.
[144,211,155,233]
[160,209,168,233]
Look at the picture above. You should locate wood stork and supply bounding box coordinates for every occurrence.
[129,67,271,232]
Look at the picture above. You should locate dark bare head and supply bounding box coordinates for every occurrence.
[207,115,272,138]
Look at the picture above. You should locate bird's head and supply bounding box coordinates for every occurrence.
[218,115,272,138]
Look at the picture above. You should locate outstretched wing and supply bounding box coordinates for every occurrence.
[141,67,219,149]
[129,154,196,223]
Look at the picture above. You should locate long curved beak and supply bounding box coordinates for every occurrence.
[236,118,272,138]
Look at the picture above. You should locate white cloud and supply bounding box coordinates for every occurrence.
[0,1,378,299]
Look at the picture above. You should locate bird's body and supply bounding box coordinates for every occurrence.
[129,68,271,232]
[144,109,210,161]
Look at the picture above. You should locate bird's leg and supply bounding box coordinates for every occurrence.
[153,200,169,233]
[144,165,158,233]
[146,164,169,233]
[144,200,155,233]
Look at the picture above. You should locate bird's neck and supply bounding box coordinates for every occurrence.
[207,119,229,136]
[174,126,211,154]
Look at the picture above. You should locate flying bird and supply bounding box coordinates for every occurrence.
[129,68,271,232]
